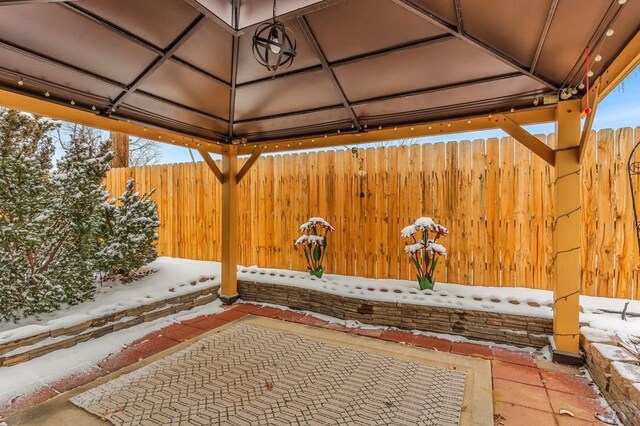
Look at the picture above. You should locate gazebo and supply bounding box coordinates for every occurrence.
[1,0,639,365]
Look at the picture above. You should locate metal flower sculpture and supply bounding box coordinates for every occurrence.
[628,140,640,255]
[252,0,296,72]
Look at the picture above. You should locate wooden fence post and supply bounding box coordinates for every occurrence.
[110,132,129,168]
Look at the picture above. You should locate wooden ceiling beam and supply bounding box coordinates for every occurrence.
[235,106,556,155]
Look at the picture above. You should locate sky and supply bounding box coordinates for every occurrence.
[154,66,640,164]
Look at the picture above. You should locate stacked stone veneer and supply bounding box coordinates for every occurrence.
[581,327,640,425]
[0,284,219,367]
[238,280,553,348]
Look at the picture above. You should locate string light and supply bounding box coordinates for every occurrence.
[91,105,96,111]
[533,98,539,106]
[447,123,451,127]
[467,120,471,124]
[578,83,585,89]
[428,126,432,130]
[594,54,602,62]
[410,127,414,130]
[606,29,614,37]
[587,70,594,77]
[17,79,24,86]
[44,91,50,97]
[394,126,397,131]
[70,100,75,105]
[618,0,627,4]
[378,125,382,130]
[488,113,492,119]
[510,107,515,113]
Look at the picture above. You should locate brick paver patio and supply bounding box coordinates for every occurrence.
[71,324,467,425]
[2,303,611,425]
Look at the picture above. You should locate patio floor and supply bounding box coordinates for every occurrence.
[3,304,609,426]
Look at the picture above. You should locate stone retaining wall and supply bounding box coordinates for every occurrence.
[581,328,640,425]
[238,280,553,348]
[0,285,220,367]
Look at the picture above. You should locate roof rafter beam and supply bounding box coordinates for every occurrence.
[493,113,555,166]
[298,16,361,131]
[391,0,559,91]
[452,0,463,33]
[105,14,207,114]
[237,33,453,89]
[564,0,628,88]
[530,0,558,73]
[59,2,231,89]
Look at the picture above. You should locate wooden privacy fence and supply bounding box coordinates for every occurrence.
[104,127,640,300]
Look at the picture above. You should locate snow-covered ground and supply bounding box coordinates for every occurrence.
[1,257,638,409]
[239,264,640,340]
[2,257,638,345]
[0,258,221,341]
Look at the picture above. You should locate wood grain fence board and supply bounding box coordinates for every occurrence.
[485,138,500,286]
[458,141,472,284]
[387,147,400,279]
[375,148,387,279]
[614,128,634,299]
[597,129,616,297]
[433,143,447,283]
[471,139,487,286]
[446,142,459,283]
[581,131,597,295]
[398,145,410,280]
[500,138,515,287]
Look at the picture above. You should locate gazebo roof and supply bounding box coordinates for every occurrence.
[0,0,639,152]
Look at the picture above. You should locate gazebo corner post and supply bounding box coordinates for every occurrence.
[551,99,583,365]
[220,145,239,304]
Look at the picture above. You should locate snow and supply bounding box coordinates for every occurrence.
[426,242,446,254]
[414,216,434,230]
[1,257,638,407]
[294,235,324,246]
[0,258,222,341]
[0,300,223,407]
[401,224,417,238]
[404,242,424,254]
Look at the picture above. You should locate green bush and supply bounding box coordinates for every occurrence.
[0,110,159,321]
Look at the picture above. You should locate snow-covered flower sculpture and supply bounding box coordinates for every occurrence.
[402,217,448,290]
[294,217,334,278]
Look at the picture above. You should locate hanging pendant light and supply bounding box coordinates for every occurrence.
[252,0,296,72]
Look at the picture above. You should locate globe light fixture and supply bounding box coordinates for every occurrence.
[252,0,296,72]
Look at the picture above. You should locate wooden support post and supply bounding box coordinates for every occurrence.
[110,132,129,168]
[220,145,239,303]
[552,99,582,365]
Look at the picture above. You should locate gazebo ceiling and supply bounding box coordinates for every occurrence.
[0,0,638,145]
